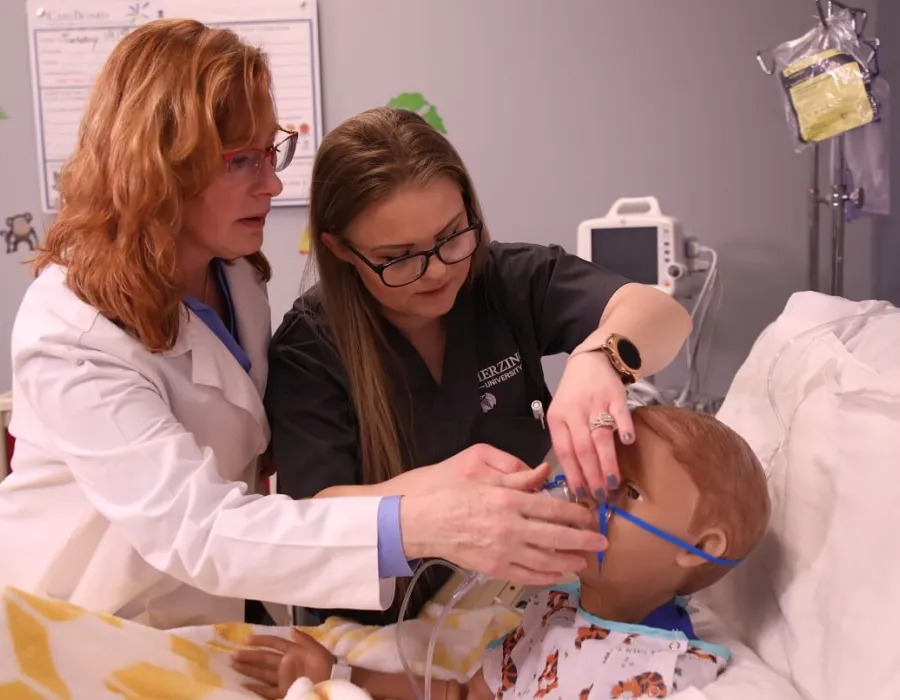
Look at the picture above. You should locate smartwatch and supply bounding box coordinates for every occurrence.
[598,334,642,385]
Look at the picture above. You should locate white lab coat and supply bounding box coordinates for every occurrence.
[0,260,394,629]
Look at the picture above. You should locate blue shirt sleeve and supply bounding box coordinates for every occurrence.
[377,496,415,578]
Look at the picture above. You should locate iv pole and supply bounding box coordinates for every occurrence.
[808,144,819,292]
[818,129,862,297]
[759,0,870,297]
[811,0,866,296]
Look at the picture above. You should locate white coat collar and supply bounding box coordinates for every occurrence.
[164,259,271,439]
[36,262,272,442]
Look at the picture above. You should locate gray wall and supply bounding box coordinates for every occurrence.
[0,0,880,398]
[873,0,898,303]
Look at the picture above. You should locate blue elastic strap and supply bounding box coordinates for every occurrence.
[541,477,741,568]
[599,502,609,565]
[597,501,742,568]
[542,475,567,491]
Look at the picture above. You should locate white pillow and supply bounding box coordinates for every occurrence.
[714,291,896,474]
[674,603,804,700]
[703,292,900,700]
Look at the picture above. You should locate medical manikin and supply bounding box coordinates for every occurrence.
[234,406,771,699]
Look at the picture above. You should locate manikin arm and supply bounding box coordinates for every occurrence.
[344,666,493,700]
[232,631,496,700]
[572,282,692,374]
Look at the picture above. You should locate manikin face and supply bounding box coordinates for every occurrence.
[322,176,479,324]
[578,430,705,592]
[180,124,286,263]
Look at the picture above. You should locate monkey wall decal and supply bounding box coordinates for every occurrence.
[3,212,39,255]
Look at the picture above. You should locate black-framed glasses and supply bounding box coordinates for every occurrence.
[345,221,483,288]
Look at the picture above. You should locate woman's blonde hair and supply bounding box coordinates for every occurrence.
[33,19,273,351]
[307,107,491,486]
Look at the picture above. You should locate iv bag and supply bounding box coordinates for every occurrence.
[769,8,880,152]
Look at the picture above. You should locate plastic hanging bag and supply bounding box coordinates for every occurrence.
[769,8,879,152]
[844,76,891,219]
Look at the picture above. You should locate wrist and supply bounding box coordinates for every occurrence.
[572,331,642,384]
[329,657,351,683]
[448,679,465,700]
[568,343,609,362]
[398,494,446,561]
[315,483,390,498]
[570,326,608,357]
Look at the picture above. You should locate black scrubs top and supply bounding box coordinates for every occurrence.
[265,241,629,625]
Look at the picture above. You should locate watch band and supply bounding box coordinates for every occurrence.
[599,334,642,385]
[330,658,352,682]
[598,347,634,384]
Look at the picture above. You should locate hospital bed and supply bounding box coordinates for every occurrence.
[696,289,900,700]
[0,290,896,699]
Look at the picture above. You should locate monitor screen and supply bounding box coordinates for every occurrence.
[590,226,658,284]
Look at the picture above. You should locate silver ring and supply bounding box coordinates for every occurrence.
[589,413,617,431]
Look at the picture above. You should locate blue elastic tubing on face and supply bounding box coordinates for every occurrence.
[541,478,743,568]
[597,501,743,567]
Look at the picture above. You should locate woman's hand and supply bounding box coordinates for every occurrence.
[315,444,529,499]
[399,464,607,586]
[386,443,531,495]
[547,351,635,503]
[232,629,334,700]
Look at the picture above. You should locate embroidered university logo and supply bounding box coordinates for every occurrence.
[477,352,524,407]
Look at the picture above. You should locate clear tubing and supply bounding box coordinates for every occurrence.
[396,452,576,699]
[397,559,444,700]
[423,570,484,700]
[396,559,479,700]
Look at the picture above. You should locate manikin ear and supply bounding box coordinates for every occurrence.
[320,232,355,264]
[674,527,728,571]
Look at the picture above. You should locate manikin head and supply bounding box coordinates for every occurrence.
[576,406,770,619]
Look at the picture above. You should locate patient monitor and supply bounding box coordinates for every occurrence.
[577,196,696,298]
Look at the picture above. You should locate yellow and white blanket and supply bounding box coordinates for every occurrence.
[0,586,520,700]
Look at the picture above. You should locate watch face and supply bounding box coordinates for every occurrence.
[617,339,642,370]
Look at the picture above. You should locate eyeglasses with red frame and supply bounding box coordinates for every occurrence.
[222,127,299,179]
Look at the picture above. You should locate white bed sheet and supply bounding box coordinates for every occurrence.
[701,291,900,700]
[678,602,802,700]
